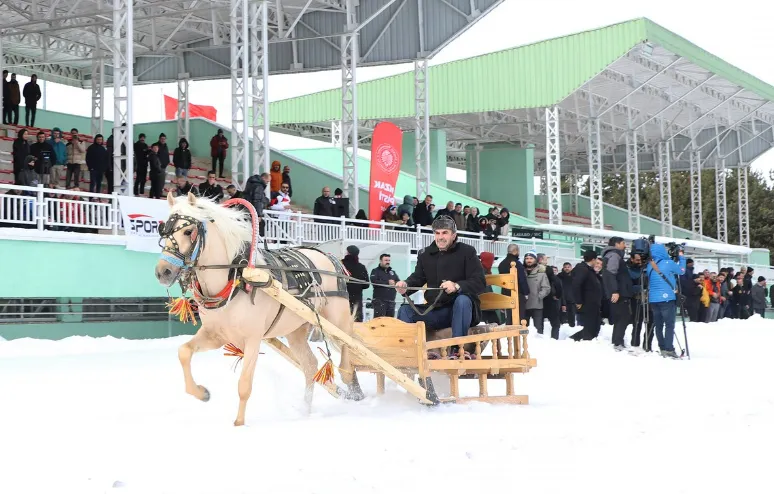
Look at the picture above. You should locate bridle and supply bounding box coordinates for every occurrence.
[158,213,209,281]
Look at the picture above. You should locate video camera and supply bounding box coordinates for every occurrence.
[630,235,684,263]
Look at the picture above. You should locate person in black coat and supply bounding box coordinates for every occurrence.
[242,172,268,236]
[396,215,486,357]
[133,134,149,196]
[412,195,434,227]
[570,250,604,342]
[342,245,369,322]
[601,237,635,349]
[12,129,30,184]
[498,244,530,323]
[557,263,575,327]
[85,134,109,194]
[147,143,165,199]
[370,253,400,318]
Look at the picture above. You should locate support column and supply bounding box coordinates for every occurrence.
[569,166,579,216]
[340,0,359,215]
[414,59,430,200]
[690,150,702,239]
[90,35,104,137]
[250,0,270,179]
[545,106,562,225]
[112,0,134,195]
[587,117,603,230]
[715,158,727,243]
[657,140,673,237]
[230,0,249,187]
[467,144,481,199]
[176,76,190,140]
[738,163,750,247]
[625,108,640,233]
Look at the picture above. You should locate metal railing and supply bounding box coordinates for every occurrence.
[0,183,119,233]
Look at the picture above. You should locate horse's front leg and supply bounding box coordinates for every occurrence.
[234,338,262,426]
[178,326,225,402]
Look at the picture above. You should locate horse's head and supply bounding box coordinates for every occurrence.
[155,191,208,287]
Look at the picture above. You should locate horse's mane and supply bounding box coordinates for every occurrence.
[170,196,254,261]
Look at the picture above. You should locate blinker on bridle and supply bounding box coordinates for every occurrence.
[158,213,210,271]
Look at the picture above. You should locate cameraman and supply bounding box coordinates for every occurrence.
[602,237,634,349]
[645,242,686,358]
[628,252,654,351]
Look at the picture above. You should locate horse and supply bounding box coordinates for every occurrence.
[154,192,364,426]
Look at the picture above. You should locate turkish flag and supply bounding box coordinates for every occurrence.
[368,122,403,227]
[163,95,218,122]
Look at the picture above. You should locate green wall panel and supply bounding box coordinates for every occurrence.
[0,240,175,298]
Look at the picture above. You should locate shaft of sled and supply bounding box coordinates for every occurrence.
[244,272,432,404]
[265,338,341,398]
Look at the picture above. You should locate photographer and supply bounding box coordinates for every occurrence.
[602,237,634,350]
[645,242,686,358]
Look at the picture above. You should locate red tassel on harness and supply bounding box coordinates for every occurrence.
[167,297,197,325]
[312,347,335,386]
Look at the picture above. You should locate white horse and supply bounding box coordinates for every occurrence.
[154,192,364,426]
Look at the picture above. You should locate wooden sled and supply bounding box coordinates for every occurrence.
[352,262,537,404]
[243,262,536,406]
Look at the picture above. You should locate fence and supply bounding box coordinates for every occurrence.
[0,183,579,264]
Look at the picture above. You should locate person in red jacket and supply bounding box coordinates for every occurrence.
[209,129,229,178]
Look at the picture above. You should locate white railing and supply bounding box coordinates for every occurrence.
[263,210,579,264]
[0,183,120,234]
[0,183,575,264]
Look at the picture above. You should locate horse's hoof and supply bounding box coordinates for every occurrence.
[199,386,210,402]
[234,420,244,427]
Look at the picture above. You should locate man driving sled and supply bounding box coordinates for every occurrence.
[395,216,486,359]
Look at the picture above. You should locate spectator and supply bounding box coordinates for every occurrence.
[752,276,767,318]
[523,251,552,337]
[243,172,269,236]
[731,273,751,320]
[226,184,242,199]
[174,176,199,197]
[313,186,336,223]
[395,216,486,359]
[7,73,20,125]
[155,133,170,173]
[147,142,165,199]
[645,243,686,358]
[466,206,481,233]
[173,137,192,179]
[65,128,86,189]
[270,161,283,193]
[47,128,67,186]
[209,129,229,177]
[434,201,455,220]
[381,205,401,225]
[133,134,149,196]
[412,195,434,226]
[570,250,603,342]
[12,128,30,184]
[18,155,40,192]
[198,171,225,203]
[601,237,634,350]
[628,253,654,350]
[396,195,414,220]
[85,134,110,194]
[29,131,54,185]
[269,182,292,214]
[558,262,575,327]
[22,74,41,127]
[282,165,293,197]
[538,253,563,340]
[370,253,400,318]
[498,244,530,324]
[342,245,369,322]
[704,272,721,323]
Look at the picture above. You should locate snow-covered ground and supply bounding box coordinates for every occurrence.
[1,318,772,494]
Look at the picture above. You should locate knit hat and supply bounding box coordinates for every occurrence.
[758,276,766,283]
[346,245,359,257]
[524,250,538,261]
[431,215,457,233]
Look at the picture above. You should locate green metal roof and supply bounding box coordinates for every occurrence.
[281,147,539,226]
[269,18,774,125]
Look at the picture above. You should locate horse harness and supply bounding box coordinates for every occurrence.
[159,212,349,330]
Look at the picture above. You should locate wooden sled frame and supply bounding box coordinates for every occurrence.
[243,262,536,405]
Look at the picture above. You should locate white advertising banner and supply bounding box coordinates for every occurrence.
[117,196,171,253]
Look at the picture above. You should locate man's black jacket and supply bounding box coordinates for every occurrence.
[404,240,486,326]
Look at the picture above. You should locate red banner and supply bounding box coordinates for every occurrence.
[368,122,403,227]
[163,95,218,122]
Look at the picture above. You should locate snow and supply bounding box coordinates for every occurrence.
[1,317,773,494]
